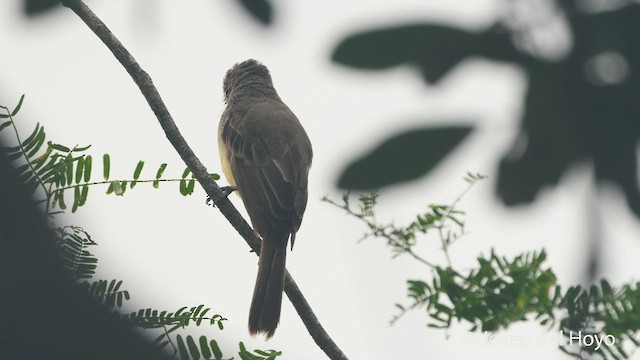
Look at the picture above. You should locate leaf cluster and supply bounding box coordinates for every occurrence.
[326,175,640,360]
[406,250,558,333]
[557,281,640,359]
[0,95,217,216]
[1,96,278,359]
[166,336,282,360]
[55,225,98,280]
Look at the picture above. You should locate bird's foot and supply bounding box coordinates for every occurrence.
[206,186,237,207]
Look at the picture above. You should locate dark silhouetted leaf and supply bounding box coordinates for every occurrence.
[332,24,515,84]
[236,0,272,26]
[332,5,640,221]
[338,126,472,190]
[496,6,640,217]
[24,0,60,16]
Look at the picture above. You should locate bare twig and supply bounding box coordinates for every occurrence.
[54,178,192,192]
[436,174,484,266]
[323,195,439,268]
[60,1,348,359]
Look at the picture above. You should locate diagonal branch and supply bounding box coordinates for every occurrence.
[60,1,348,359]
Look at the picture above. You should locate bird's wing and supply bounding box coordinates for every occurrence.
[221,103,310,248]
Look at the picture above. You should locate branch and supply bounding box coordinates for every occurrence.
[61,1,347,359]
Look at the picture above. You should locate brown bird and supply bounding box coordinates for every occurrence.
[217,59,313,338]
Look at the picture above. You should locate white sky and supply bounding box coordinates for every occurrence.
[2,1,640,359]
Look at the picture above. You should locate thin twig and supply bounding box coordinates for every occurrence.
[436,176,482,267]
[323,196,438,268]
[60,1,348,359]
[54,178,190,192]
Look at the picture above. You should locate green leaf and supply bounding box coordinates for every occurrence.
[79,185,89,206]
[176,335,190,360]
[103,153,110,180]
[74,144,91,152]
[15,163,30,176]
[196,308,209,326]
[2,143,21,154]
[65,158,73,186]
[72,186,80,213]
[337,126,472,190]
[210,339,223,359]
[210,173,220,180]
[0,120,11,132]
[187,335,201,360]
[32,147,52,170]
[58,190,67,209]
[192,304,204,317]
[156,163,167,179]
[601,279,613,297]
[0,112,8,119]
[7,151,22,161]
[187,179,195,195]
[26,132,46,159]
[181,167,191,179]
[107,279,116,293]
[199,336,212,359]
[180,179,187,196]
[175,306,188,317]
[75,157,85,184]
[48,142,70,153]
[119,181,127,195]
[133,160,144,180]
[238,342,249,359]
[21,123,40,148]
[23,125,45,155]
[84,155,92,182]
[113,181,124,196]
[11,94,25,116]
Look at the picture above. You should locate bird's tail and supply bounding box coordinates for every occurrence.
[248,236,287,339]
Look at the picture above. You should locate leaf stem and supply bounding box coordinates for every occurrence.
[54,178,188,192]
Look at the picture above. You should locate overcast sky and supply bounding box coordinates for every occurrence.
[2,1,640,359]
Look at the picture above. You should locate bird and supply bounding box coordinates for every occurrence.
[217,59,313,339]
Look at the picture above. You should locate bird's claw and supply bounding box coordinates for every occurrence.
[206,186,237,207]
